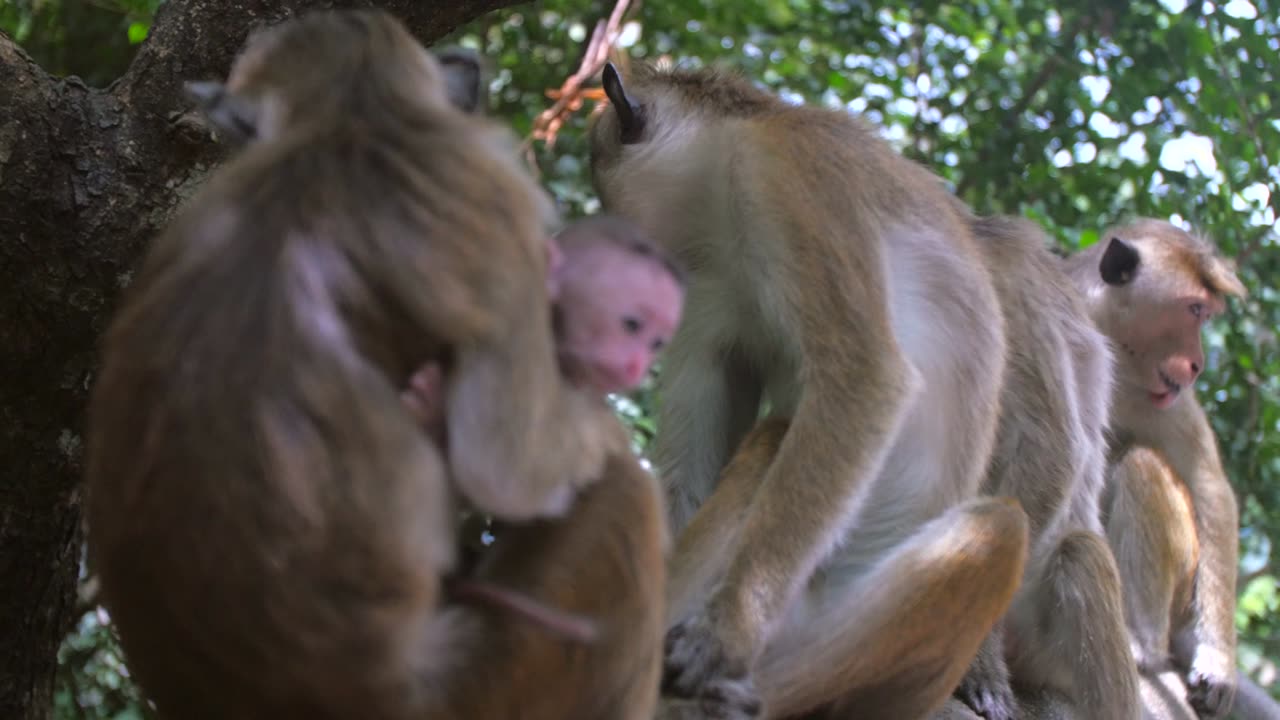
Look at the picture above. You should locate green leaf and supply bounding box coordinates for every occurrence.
[127,21,149,44]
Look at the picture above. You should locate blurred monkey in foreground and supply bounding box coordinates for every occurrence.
[87,10,662,719]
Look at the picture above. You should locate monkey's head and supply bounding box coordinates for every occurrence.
[1082,219,1245,411]
[185,10,488,145]
[587,62,778,240]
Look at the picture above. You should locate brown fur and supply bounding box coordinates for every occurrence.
[86,10,651,719]
[1103,454,1280,720]
[590,62,1039,719]
[666,420,1030,720]
[960,215,1138,720]
[427,453,668,719]
[1065,218,1245,719]
[1104,447,1200,666]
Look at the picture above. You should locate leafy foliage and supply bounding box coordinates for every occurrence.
[5,0,1276,714]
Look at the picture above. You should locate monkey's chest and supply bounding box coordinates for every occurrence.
[694,277,804,415]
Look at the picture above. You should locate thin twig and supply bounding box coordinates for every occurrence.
[521,0,632,174]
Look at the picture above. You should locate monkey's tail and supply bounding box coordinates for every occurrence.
[1016,530,1140,720]
[446,577,599,643]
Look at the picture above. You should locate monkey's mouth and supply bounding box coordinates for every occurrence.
[1147,371,1181,409]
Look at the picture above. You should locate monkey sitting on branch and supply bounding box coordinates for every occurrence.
[85,10,663,720]
[589,60,1142,720]
[1065,219,1265,720]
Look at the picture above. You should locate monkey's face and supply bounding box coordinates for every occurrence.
[554,244,684,395]
[1095,233,1231,411]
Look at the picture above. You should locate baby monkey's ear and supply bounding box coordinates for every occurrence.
[184,81,261,145]
[434,47,489,115]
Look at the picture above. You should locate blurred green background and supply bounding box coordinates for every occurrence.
[5,0,1276,716]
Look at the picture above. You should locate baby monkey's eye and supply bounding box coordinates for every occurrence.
[622,316,643,335]
[1189,303,1205,320]
[650,338,666,352]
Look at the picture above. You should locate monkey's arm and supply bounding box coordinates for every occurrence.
[1158,403,1239,718]
[445,318,625,522]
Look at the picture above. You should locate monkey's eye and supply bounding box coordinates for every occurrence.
[622,316,643,335]
[650,338,666,352]
[1189,303,1205,320]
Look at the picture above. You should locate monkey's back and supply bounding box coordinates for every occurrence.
[84,126,477,719]
[970,214,1115,544]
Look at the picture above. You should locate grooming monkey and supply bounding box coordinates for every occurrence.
[590,62,1045,719]
[86,10,663,719]
[1066,219,1247,719]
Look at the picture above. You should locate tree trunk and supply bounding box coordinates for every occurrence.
[0,1,521,716]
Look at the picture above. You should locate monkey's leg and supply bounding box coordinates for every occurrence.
[752,497,1029,720]
[1005,530,1139,720]
[666,418,790,624]
[1105,449,1198,673]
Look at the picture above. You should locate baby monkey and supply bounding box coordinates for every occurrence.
[405,214,685,640]
[406,214,686,438]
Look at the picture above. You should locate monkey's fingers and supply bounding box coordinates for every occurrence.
[663,613,749,699]
[1187,669,1236,719]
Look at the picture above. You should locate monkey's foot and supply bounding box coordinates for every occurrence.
[953,674,1016,720]
[1186,663,1236,719]
[655,684,763,720]
[663,611,752,695]
[952,631,1016,720]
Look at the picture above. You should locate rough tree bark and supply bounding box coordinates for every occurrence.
[0,0,521,716]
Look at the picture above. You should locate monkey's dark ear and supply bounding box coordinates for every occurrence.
[1099,237,1140,286]
[184,81,259,144]
[435,47,488,114]
[602,63,644,144]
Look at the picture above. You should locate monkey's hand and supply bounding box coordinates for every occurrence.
[654,693,763,720]
[662,606,761,719]
[1186,646,1236,719]
[953,633,1017,720]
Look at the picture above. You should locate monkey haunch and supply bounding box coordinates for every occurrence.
[85,10,648,720]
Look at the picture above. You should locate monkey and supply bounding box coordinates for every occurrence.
[85,10,661,719]
[1065,219,1248,719]
[953,214,1138,720]
[551,214,688,394]
[401,212,685,644]
[588,61,1048,719]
